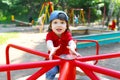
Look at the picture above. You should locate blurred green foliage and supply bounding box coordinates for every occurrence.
[0,0,120,25]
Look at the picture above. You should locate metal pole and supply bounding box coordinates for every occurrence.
[59,55,76,80]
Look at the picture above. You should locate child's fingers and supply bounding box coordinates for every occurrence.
[49,54,53,60]
[75,52,81,57]
[67,46,81,56]
[55,45,60,50]
[49,46,60,60]
[49,55,53,60]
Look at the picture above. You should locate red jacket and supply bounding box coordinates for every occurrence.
[46,31,73,56]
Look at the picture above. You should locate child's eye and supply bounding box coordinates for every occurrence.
[53,21,57,24]
[61,21,65,24]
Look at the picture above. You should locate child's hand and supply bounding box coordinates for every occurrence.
[49,46,60,60]
[67,46,81,57]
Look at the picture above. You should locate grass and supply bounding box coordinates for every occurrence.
[0,32,19,45]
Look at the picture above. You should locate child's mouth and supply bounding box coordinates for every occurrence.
[56,29,62,32]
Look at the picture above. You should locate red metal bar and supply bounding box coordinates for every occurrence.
[27,66,55,80]
[59,59,76,80]
[76,39,100,64]
[0,60,60,72]
[6,44,49,58]
[5,44,60,80]
[80,67,100,80]
[75,60,120,79]
[77,52,120,61]
[0,43,119,80]
[5,44,49,80]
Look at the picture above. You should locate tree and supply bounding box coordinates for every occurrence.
[1,0,119,25]
[0,0,9,22]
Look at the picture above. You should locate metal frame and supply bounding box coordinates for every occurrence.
[0,40,120,80]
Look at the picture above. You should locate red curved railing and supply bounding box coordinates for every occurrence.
[5,44,60,80]
[75,39,100,64]
[0,41,119,80]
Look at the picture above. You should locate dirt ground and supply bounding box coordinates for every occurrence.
[0,26,120,80]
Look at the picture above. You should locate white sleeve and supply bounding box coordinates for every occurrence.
[68,40,76,49]
[46,40,54,51]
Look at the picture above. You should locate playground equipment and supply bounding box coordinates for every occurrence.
[88,6,105,27]
[74,31,120,48]
[0,39,120,80]
[34,1,54,32]
[11,15,33,26]
[38,1,54,24]
[70,8,85,26]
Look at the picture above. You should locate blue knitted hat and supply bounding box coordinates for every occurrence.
[49,10,68,22]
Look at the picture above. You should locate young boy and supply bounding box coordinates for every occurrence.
[45,10,82,80]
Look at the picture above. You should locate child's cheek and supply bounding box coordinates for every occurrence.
[51,24,57,28]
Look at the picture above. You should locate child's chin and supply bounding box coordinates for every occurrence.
[56,32,62,35]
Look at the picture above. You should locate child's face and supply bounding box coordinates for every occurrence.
[51,19,67,36]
